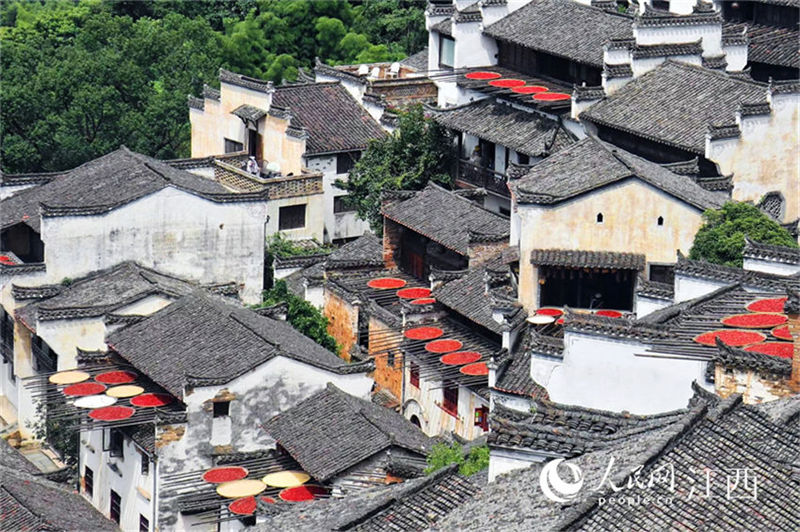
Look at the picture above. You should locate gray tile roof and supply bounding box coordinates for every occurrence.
[634,2,722,27]
[494,343,550,398]
[530,248,646,270]
[272,82,386,155]
[400,47,429,72]
[14,262,194,328]
[441,393,800,531]
[456,66,574,110]
[325,233,384,270]
[382,183,509,255]
[630,40,702,58]
[254,464,477,531]
[743,237,800,265]
[713,340,792,376]
[636,277,674,300]
[433,260,523,335]
[675,253,800,291]
[108,291,363,398]
[219,68,273,92]
[429,99,575,157]
[0,440,117,531]
[430,17,452,36]
[582,61,768,154]
[262,383,434,481]
[511,136,726,210]
[484,0,633,68]
[0,147,248,232]
[489,401,689,456]
[231,104,267,122]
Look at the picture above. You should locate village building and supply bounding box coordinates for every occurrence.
[382,183,509,279]
[717,0,799,81]
[25,289,372,532]
[509,136,727,312]
[313,50,437,125]
[428,99,576,214]
[441,390,800,531]
[262,383,434,495]
[0,262,205,440]
[0,147,273,304]
[580,61,800,222]
[1,437,117,531]
[189,68,386,244]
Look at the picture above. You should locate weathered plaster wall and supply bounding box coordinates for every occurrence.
[305,155,368,242]
[707,92,800,222]
[369,316,403,400]
[324,289,358,362]
[635,295,674,318]
[80,429,154,532]
[742,258,800,277]
[262,114,305,176]
[488,447,548,483]
[714,365,794,404]
[40,188,268,304]
[517,179,705,311]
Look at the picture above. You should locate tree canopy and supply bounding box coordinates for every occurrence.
[0,0,426,173]
[689,202,798,267]
[334,105,455,233]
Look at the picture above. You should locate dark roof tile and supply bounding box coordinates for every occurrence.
[582,61,767,154]
[382,183,509,255]
[325,233,384,269]
[485,0,633,67]
[262,383,433,481]
[530,248,646,270]
[743,238,800,265]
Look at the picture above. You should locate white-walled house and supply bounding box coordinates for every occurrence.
[73,291,373,532]
[0,147,270,304]
[189,69,386,244]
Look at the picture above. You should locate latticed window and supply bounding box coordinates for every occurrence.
[443,381,459,416]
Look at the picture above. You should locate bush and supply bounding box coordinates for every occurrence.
[689,202,797,267]
[425,441,490,476]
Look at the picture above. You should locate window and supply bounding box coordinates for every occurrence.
[32,336,57,373]
[649,264,675,284]
[333,196,356,214]
[657,216,664,226]
[499,206,511,217]
[105,429,124,458]
[410,362,420,388]
[596,213,604,224]
[213,401,230,418]
[474,406,489,431]
[443,381,459,416]
[279,205,306,230]
[224,138,244,153]
[84,466,94,497]
[140,450,149,476]
[517,153,530,165]
[139,515,149,532]
[387,350,395,367]
[336,152,360,174]
[110,490,121,524]
[439,35,455,68]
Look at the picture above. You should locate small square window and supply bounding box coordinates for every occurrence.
[279,205,306,230]
[336,152,360,174]
[140,450,149,476]
[213,401,230,418]
[224,138,244,153]
[334,196,356,213]
[104,429,124,458]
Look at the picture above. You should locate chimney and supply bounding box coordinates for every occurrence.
[785,289,800,391]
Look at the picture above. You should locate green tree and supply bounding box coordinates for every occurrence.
[315,16,347,61]
[30,398,79,468]
[352,0,427,55]
[425,442,490,476]
[689,202,798,267]
[335,105,454,233]
[258,280,339,354]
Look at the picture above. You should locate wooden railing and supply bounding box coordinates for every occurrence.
[457,160,510,197]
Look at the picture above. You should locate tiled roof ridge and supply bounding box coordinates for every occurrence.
[631,39,703,59]
[219,67,274,93]
[675,252,800,289]
[202,84,220,100]
[556,402,711,530]
[495,400,688,425]
[713,339,792,376]
[0,170,63,187]
[635,282,741,325]
[636,276,674,300]
[659,157,699,175]
[564,310,671,340]
[743,236,800,265]
[635,2,722,27]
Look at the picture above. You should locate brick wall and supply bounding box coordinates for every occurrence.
[383,219,403,269]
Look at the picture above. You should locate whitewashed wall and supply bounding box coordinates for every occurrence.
[742,258,800,276]
[40,188,268,304]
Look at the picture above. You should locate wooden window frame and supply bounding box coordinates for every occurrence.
[278,205,306,230]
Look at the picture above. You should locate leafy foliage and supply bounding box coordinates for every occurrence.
[335,105,455,233]
[30,397,79,468]
[425,442,490,476]
[689,202,798,267]
[0,0,426,173]
[258,280,339,354]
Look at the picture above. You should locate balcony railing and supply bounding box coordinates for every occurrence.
[457,160,510,197]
